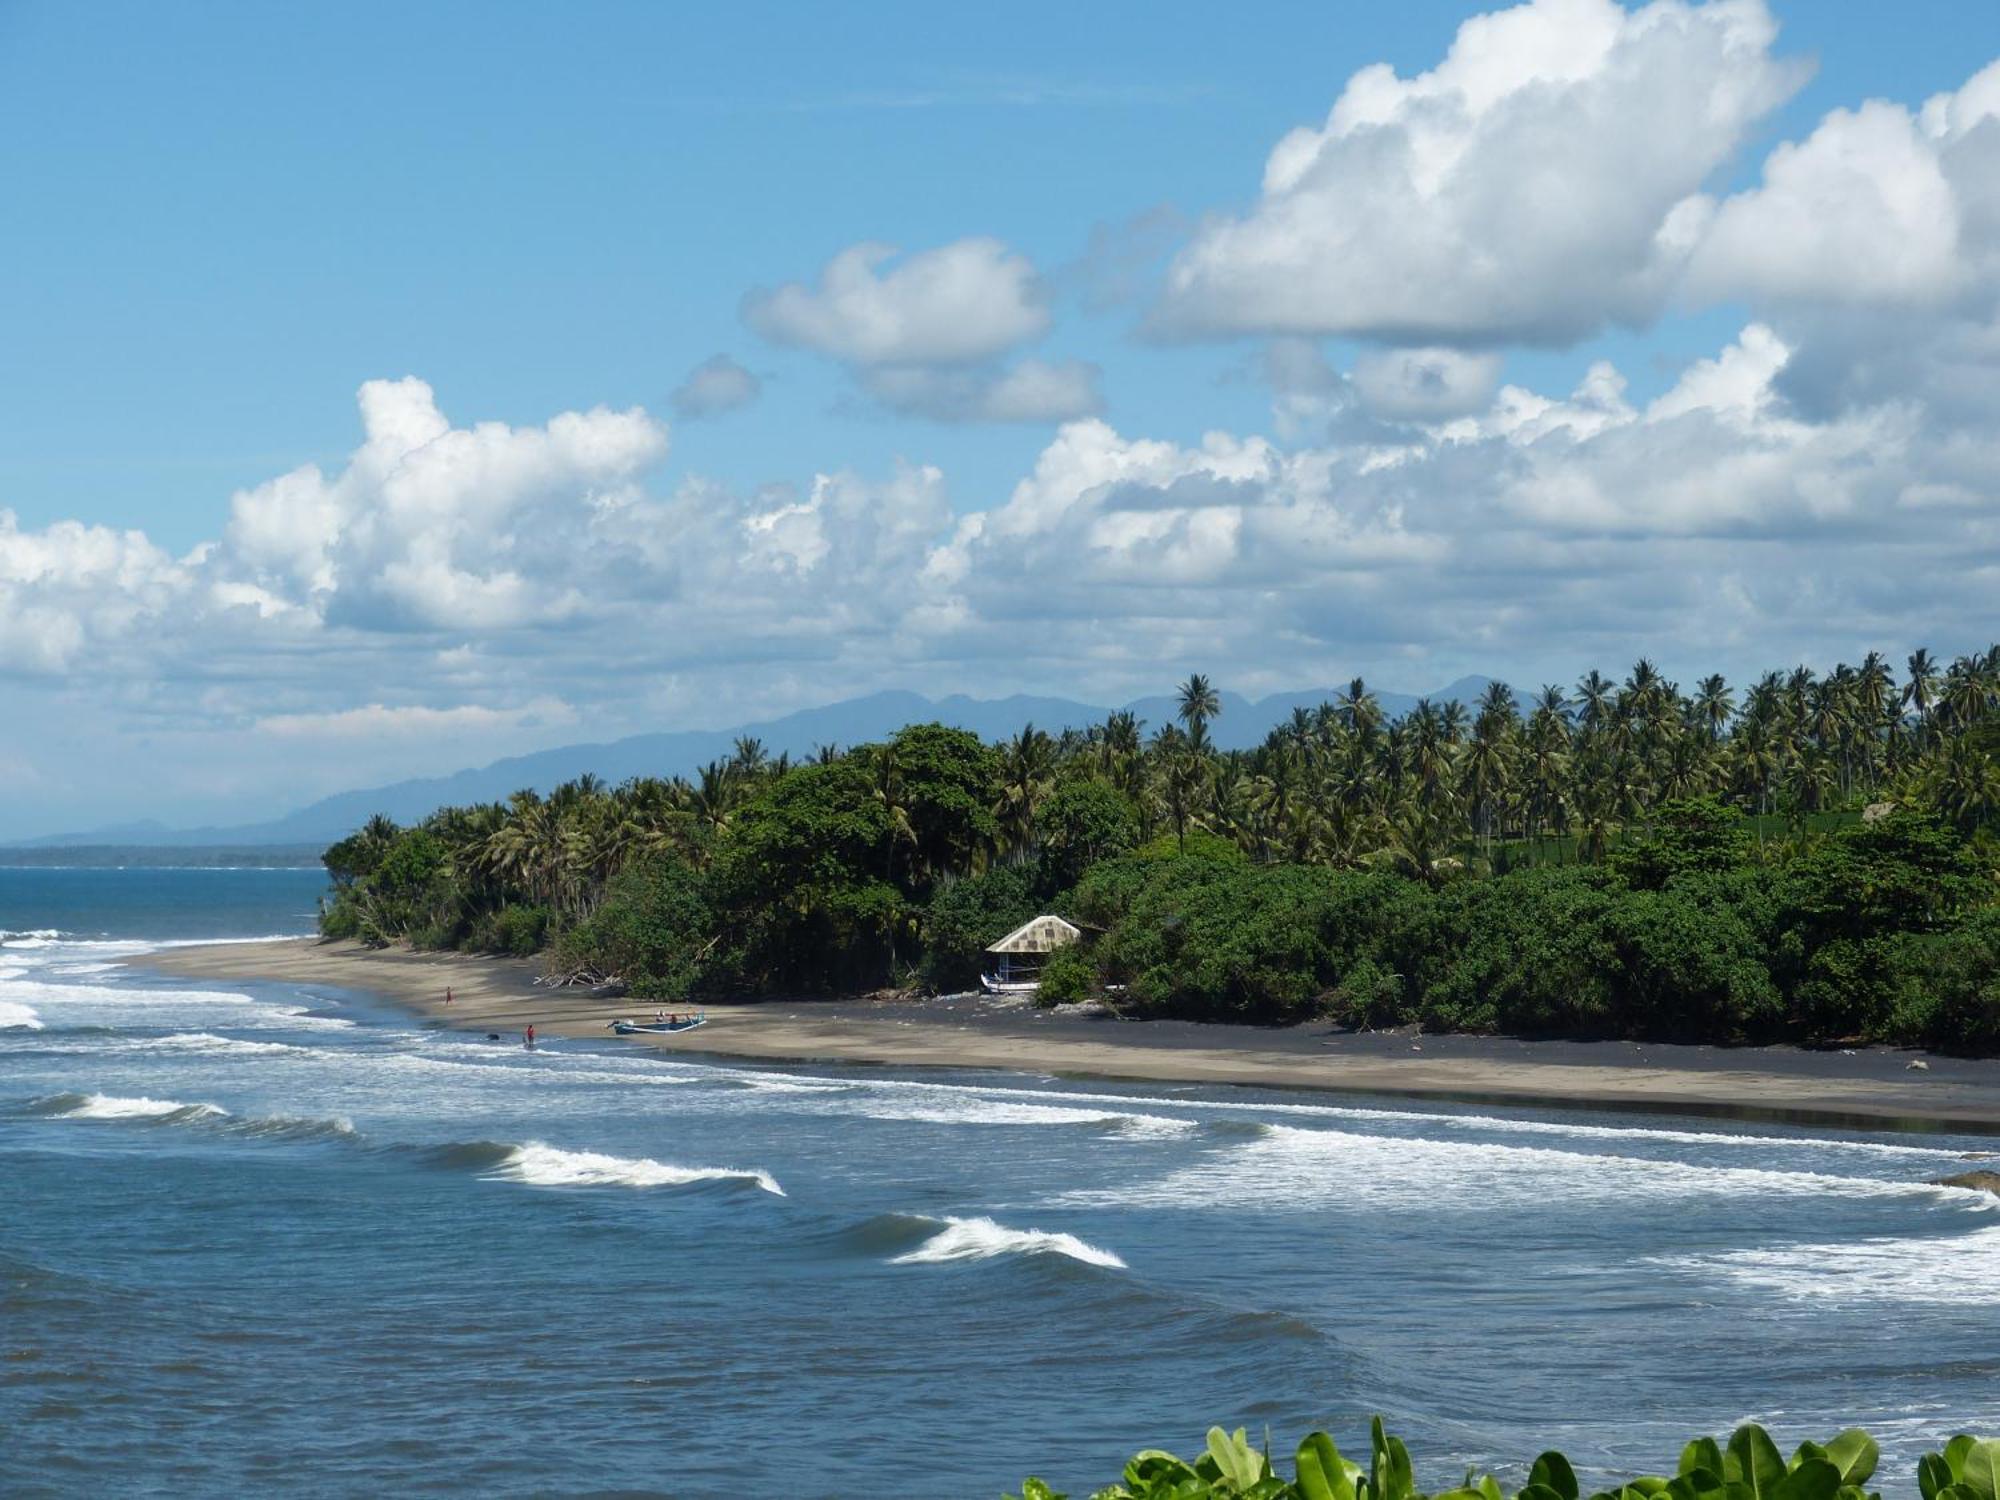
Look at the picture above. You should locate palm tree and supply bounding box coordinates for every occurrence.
[1339,677,1384,746]
[1377,799,1455,885]
[1176,673,1221,740]
[1922,733,2000,833]
[997,724,1056,851]
[1904,648,1941,741]
[1148,725,1208,853]
[731,736,770,778]
[864,743,919,886]
[1694,674,1733,742]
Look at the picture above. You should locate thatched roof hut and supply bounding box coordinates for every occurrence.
[985,915,1084,955]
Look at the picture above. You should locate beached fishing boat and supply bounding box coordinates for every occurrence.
[608,1013,707,1035]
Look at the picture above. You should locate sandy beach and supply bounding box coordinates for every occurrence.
[130,937,2000,1133]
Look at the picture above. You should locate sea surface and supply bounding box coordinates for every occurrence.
[3,868,1998,1498]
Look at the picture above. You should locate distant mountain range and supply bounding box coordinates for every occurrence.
[12,678,1499,851]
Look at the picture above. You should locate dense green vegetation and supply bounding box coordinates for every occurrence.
[321,649,2000,1051]
[1004,1418,1996,1500]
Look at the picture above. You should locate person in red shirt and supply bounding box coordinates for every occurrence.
[524,1023,535,1049]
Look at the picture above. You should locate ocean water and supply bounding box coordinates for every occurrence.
[3,870,1999,1498]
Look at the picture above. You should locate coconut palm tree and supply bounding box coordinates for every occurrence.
[1151,734,1210,854]
[1574,669,1615,732]
[1694,674,1734,742]
[1176,673,1221,741]
[1338,677,1384,746]
[997,724,1056,851]
[1904,648,1941,741]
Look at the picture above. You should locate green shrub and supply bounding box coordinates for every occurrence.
[1034,944,1094,1006]
[555,856,713,999]
[318,896,361,940]
[1039,777,1140,888]
[1610,796,1751,890]
[489,903,553,956]
[1889,908,2000,1054]
[1009,1415,1992,1500]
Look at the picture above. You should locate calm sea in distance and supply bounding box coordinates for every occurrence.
[3,867,1998,1496]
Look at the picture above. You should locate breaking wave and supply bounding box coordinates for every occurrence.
[26,1091,229,1123]
[426,1139,784,1195]
[0,1000,42,1030]
[887,1214,1126,1269]
[16,1090,355,1142]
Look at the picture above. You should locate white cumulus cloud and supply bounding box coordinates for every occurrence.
[743,238,1049,365]
[744,238,1097,424]
[1156,0,1806,345]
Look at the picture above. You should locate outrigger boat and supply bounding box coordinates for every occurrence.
[607,1012,708,1036]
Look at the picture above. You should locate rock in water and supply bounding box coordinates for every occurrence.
[1932,1170,2000,1196]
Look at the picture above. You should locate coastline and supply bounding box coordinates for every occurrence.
[134,937,2000,1133]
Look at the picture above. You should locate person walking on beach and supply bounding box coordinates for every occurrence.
[445,986,452,1006]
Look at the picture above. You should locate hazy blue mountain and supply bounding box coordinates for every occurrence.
[12,678,1505,849]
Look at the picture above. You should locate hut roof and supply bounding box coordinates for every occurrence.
[985,914,1084,954]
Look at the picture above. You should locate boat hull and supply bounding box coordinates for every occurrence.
[978,975,1041,996]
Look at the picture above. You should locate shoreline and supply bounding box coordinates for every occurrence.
[133,937,2000,1134]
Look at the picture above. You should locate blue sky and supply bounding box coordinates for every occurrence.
[1,0,1997,836]
[1,0,1983,539]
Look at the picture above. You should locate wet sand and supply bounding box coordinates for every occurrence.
[135,938,2000,1133]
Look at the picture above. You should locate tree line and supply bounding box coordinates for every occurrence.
[320,647,2000,1051]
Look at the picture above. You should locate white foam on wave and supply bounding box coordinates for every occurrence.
[766,1072,1954,1165]
[800,1072,1967,1162]
[0,1000,42,1030]
[841,1094,1196,1137]
[266,1006,355,1032]
[890,1215,1126,1269]
[1260,1101,1965,1160]
[484,1142,784,1195]
[154,1032,302,1058]
[3,936,156,957]
[1058,1122,1980,1214]
[53,1092,229,1122]
[1652,1220,2000,1305]
[735,1076,854,1095]
[370,1047,702,1090]
[0,978,255,1009]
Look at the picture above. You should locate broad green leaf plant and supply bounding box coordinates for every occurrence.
[1006,1421,1998,1500]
